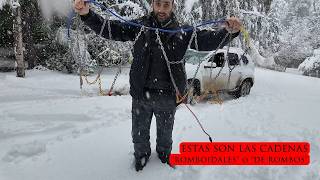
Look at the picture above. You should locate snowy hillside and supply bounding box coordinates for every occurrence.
[0,68,319,180]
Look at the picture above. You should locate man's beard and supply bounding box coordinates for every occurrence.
[154,12,170,22]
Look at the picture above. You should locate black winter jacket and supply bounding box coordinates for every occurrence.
[81,10,239,99]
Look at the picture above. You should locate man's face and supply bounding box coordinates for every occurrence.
[152,0,174,22]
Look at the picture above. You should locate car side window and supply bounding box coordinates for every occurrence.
[228,53,240,66]
[241,55,249,65]
[209,53,225,67]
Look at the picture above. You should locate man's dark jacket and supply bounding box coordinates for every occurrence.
[81,10,238,99]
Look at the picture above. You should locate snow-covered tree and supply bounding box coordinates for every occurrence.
[271,0,320,69]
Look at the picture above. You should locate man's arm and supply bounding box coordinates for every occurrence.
[192,28,239,51]
[191,17,242,51]
[80,10,140,42]
[74,0,140,42]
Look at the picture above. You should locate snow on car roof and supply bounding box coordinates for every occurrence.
[184,47,247,65]
[204,47,245,54]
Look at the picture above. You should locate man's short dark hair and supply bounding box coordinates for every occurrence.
[152,0,175,4]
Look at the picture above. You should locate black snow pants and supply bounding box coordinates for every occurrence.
[131,88,176,159]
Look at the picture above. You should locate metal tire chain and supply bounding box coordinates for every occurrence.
[155,28,214,142]
[77,13,108,89]
[226,27,237,90]
[156,25,203,102]
[107,25,145,95]
[75,12,110,95]
[182,26,212,104]
[185,32,230,103]
[78,10,145,96]
[155,29,181,97]
[99,13,115,95]
[71,1,229,97]
[74,15,85,90]
[185,25,199,92]
[225,39,232,90]
[156,26,232,104]
[184,28,230,105]
[83,14,106,88]
[155,28,200,102]
[67,16,81,89]
[199,32,230,105]
[94,15,112,96]
[186,28,228,105]
[81,15,108,94]
[209,33,230,80]
[78,6,115,96]
[210,26,251,93]
[180,26,200,103]
[163,26,198,103]
[167,25,198,66]
[226,31,251,91]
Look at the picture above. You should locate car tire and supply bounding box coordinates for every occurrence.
[235,79,252,98]
[187,79,201,104]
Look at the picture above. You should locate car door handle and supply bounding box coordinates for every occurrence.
[204,66,216,69]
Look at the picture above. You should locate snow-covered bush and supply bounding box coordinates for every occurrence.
[47,27,97,74]
[299,48,320,77]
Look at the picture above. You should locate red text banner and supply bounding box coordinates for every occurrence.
[169,142,310,166]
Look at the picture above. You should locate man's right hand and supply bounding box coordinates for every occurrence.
[74,0,90,16]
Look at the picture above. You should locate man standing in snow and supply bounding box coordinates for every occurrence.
[74,0,241,171]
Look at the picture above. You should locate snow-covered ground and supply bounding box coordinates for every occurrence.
[0,68,319,180]
[286,68,303,75]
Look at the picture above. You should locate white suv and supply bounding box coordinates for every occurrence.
[184,47,255,99]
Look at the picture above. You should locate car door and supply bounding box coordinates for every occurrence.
[225,52,242,90]
[201,52,229,91]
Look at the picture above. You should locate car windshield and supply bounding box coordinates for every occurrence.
[183,49,209,65]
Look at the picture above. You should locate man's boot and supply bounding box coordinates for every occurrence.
[135,156,149,172]
[158,152,176,168]
[158,152,169,164]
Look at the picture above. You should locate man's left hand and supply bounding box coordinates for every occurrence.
[225,16,242,34]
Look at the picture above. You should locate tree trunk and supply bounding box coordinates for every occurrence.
[22,7,37,69]
[13,5,25,77]
[21,0,41,69]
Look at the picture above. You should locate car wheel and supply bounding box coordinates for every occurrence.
[187,79,201,104]
[236,80,252,98]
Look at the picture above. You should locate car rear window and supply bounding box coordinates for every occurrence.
[241,55,249,65]
[228,53,240,66]
[209,53,225,67]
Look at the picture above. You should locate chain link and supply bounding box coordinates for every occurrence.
[74,15,87,90]
[156,29,181,96]
[134,26,145,44]
[226,27,236,90]
[183,26,200,103]
[99,16,107,37]
[131,26,145,54]
[107,19,112,39]
[107,67,121,95]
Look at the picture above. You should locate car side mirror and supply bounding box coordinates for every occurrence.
[204,62,217,69]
